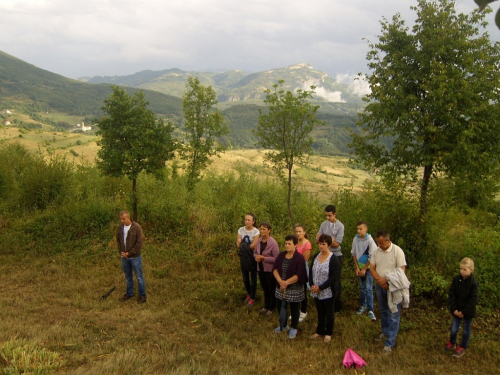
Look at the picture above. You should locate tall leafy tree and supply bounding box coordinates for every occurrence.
[97,86,175,221]
[255,80,323,227]
[180,76,229,190]
[351,0,500,222]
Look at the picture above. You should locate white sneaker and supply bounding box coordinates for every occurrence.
[356,306,367,315]
[299,312,308,322]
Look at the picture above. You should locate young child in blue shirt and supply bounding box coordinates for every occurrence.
[351,221,377,321]
[443,257,479,358]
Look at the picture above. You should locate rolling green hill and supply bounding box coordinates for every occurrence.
[0,50,182,116]
[0,49,367,156]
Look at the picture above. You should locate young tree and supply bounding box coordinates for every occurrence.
[254,80,323,227]
[180,76,229,190]
[96,86,175,221]
[350,0,500,222]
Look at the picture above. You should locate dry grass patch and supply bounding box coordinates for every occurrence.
[0,249,498,374]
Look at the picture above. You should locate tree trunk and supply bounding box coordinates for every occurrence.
[187,150,198,192]
[287,166,294,228]
[132,178,138,222]
[419,164,433,223]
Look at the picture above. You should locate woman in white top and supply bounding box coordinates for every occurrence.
[309,234,341,343]
[237,213,260,306]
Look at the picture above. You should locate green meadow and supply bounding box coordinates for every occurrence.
[0,141,499,374]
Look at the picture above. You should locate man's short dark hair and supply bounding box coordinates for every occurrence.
[318,234,333,246]
[285,234,298,245]
[356,221,368,227]
[325,205,336,214]
[376,230,390,240]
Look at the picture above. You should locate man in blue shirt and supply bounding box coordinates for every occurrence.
[316,205,344,312]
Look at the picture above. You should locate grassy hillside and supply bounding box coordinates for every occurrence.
[1,142,499,374]
[0,50,182,116]
[0,124,369,200]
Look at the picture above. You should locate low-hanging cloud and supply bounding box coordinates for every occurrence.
[313,86,345,103]
[336,73,371,98]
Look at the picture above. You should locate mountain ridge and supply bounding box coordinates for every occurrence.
[0,49,364,156]
[80,63,367,106]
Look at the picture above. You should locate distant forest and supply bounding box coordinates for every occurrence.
[221,104,361,155]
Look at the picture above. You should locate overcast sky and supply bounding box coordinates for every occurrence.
[0,0,494,79]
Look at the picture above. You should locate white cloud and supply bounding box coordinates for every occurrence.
[313,86,345,103]
[336,73,371,98]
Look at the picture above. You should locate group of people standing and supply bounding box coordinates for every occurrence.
[111,207,478,359]
[237,208,343,343]
[237,205,374,344]
[237,205,478,357]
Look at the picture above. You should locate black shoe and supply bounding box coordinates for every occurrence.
[119,294,133,302]
[137,295,147,304]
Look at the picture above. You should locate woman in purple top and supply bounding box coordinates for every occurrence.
[254,222,279,316]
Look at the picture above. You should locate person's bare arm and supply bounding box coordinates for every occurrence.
[250,234,259,250]
[359,261,370,276]
[303,249,311,261]
[353,255,360,276]
[370,264,388,289]
[274,269,287,290]
[285,275,299,285]
[331,238,341,248]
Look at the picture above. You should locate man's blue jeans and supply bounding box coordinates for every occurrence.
[358,271,374,311]
[121,256,146,297]
[376,284,400,348]
[450,315,473,349]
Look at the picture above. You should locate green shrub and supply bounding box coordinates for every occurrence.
[329,181,420,263]
[408,267,449,304]
[138,173,193,238]
[18,153,73,211]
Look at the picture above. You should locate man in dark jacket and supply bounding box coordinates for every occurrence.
[116,210,146,303]
[443,257,479,357]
